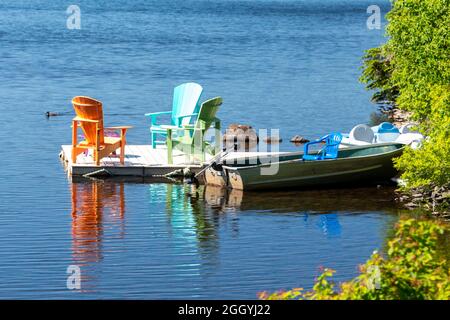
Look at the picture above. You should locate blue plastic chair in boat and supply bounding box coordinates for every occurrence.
[302,132,343,161]
[145,83,203,148]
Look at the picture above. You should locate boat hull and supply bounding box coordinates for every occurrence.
[206,143,405,191]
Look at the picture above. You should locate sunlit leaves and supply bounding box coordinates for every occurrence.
[259,219,450,300]
[361,0,450,195]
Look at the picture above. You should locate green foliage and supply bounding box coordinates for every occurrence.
[360,0,450,196]
[385,0,450,121]
[394,87,450,191]
[259,219,450,300]
[360,47,398,107]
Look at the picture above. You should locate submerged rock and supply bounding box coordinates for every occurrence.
[290,135,310,143]
[264,136,282,143]
[223,124,259,143]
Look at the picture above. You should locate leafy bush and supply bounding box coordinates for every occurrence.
[360,47,398,108]
[395,87,450,193]
[259,219,450,300]
[360,0,450,198]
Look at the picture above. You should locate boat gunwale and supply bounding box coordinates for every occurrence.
[222,143,406,172]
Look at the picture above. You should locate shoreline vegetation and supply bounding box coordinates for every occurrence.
[260,0,450,300]
[259,219,450,300]
[360,0,450,219]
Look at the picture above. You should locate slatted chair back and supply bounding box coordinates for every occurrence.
[188,97,223,146]
[72,96,104,145]
[172,83,203,126]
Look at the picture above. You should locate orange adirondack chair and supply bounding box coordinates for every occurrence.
[71,96,132,165]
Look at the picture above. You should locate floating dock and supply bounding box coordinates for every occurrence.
[60,145,288,177]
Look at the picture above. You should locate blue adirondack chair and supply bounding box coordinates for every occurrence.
[145,83,203,148]
[302,132,343,161]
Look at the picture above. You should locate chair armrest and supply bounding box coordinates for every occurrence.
[160,125,180,130]
[303,139,323,154]
[176,113,199,126]
[144,111,172,126]
[160,125,186,139]
[105,126,133,130]
[144,111,172,116]
[159,125,185,138]
[181,118,219,130]
[104,126,132,139]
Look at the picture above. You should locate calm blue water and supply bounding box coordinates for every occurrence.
[0,0,399,299]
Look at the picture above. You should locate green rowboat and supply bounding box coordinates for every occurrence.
[205,143,405,190]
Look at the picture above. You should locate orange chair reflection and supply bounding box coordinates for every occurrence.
[71,182,125,265]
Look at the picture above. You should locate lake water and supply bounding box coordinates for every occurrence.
[0,0,402,299]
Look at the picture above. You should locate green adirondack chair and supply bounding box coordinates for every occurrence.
[161,97,223,164]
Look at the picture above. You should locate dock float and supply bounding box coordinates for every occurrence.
[60,145,213,177]
[60,145,287,177]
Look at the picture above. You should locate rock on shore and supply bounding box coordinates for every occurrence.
[382,108,413,128]
[396,185,450,220]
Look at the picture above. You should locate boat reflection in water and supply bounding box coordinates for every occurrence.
[203,185,399,213]
[70,181,125,291]
[203,185,400,238]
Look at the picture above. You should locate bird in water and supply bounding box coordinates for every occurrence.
[45,111,59,117]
